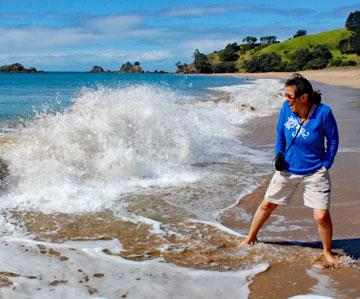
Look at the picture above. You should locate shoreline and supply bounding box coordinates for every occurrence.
[0,74,359,298]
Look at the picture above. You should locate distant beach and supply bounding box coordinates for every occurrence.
[196,67,360,89]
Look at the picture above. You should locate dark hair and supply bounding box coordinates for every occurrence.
[285,73,321,104]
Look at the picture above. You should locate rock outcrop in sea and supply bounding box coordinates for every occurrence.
[0,63,43,73]
[119,61,144,73]
[89,65,105,73]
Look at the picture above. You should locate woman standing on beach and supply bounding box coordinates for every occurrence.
[241,73,339,265]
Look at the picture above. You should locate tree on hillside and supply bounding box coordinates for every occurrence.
[259,36,278,45]
[213,61,237,73]
[219,43,240,62]
[293,30,307,38]
[175,61,189,73]
[346,10,360,30]
[292,48,313,70]
[304,45,332,69]
[175,61,183,73]
[244,52,284,72]
[290,45,332,70]
[193,49,212,73]
[340,37,355,54]
[242,36,257,45]
[312,45,332,60]
[345,10,360,55]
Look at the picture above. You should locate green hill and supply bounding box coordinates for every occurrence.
[256,28,358,64]
[182,28,359,73]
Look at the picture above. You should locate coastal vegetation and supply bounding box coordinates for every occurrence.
[176,10,360,73]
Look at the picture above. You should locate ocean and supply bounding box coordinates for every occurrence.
[0,72,285,298]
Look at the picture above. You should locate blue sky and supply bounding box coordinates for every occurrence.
[0,0,359,71]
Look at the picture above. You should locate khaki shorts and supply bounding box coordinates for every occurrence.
[264,167,331,209]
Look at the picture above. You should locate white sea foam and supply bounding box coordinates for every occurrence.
[305,267,339,299]
[0,85,200,213]
[0,237,269,299]
[0,78,286,298]
[208,78,284,118]
[188,218,243,237]
[0,80,283,216]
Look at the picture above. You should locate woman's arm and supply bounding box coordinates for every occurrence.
[323,109,339,169]
[274,105,286,155]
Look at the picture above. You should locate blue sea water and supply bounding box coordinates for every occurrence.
[0,72,244,121]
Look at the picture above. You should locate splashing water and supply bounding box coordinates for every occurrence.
[0,79,283,215]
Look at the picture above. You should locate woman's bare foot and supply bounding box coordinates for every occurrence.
[238,237,259,247]
[323,250,339,266]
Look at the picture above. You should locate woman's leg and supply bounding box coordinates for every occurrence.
[240,200,278,245]
[240,170,297,246]
[313,208,337,264]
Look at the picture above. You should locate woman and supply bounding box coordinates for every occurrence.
[241,73,339,265]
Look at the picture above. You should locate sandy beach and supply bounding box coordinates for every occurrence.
[217,71,360,298]
[204,67,360,89]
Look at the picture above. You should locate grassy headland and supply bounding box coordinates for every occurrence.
[176,11,360,74]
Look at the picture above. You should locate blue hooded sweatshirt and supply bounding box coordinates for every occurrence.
[275,101,339,175]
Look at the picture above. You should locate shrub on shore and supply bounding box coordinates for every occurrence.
[329,57,357,67]
[212,61,237,73]
[288,45,332,70]
[244,52,285,72]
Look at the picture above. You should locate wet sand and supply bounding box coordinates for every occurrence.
[219,80,360,298]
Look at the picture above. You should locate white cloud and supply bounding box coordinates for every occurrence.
[0,25,99,51]
[164,4,246,17]
[85,14,145,32]
[0,12,173,53]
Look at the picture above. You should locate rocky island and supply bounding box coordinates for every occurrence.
[89,65,105,73]
[119,61,144,73]
[88,61,144,73]
[88,62,169,74]
[0,63,43,73]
